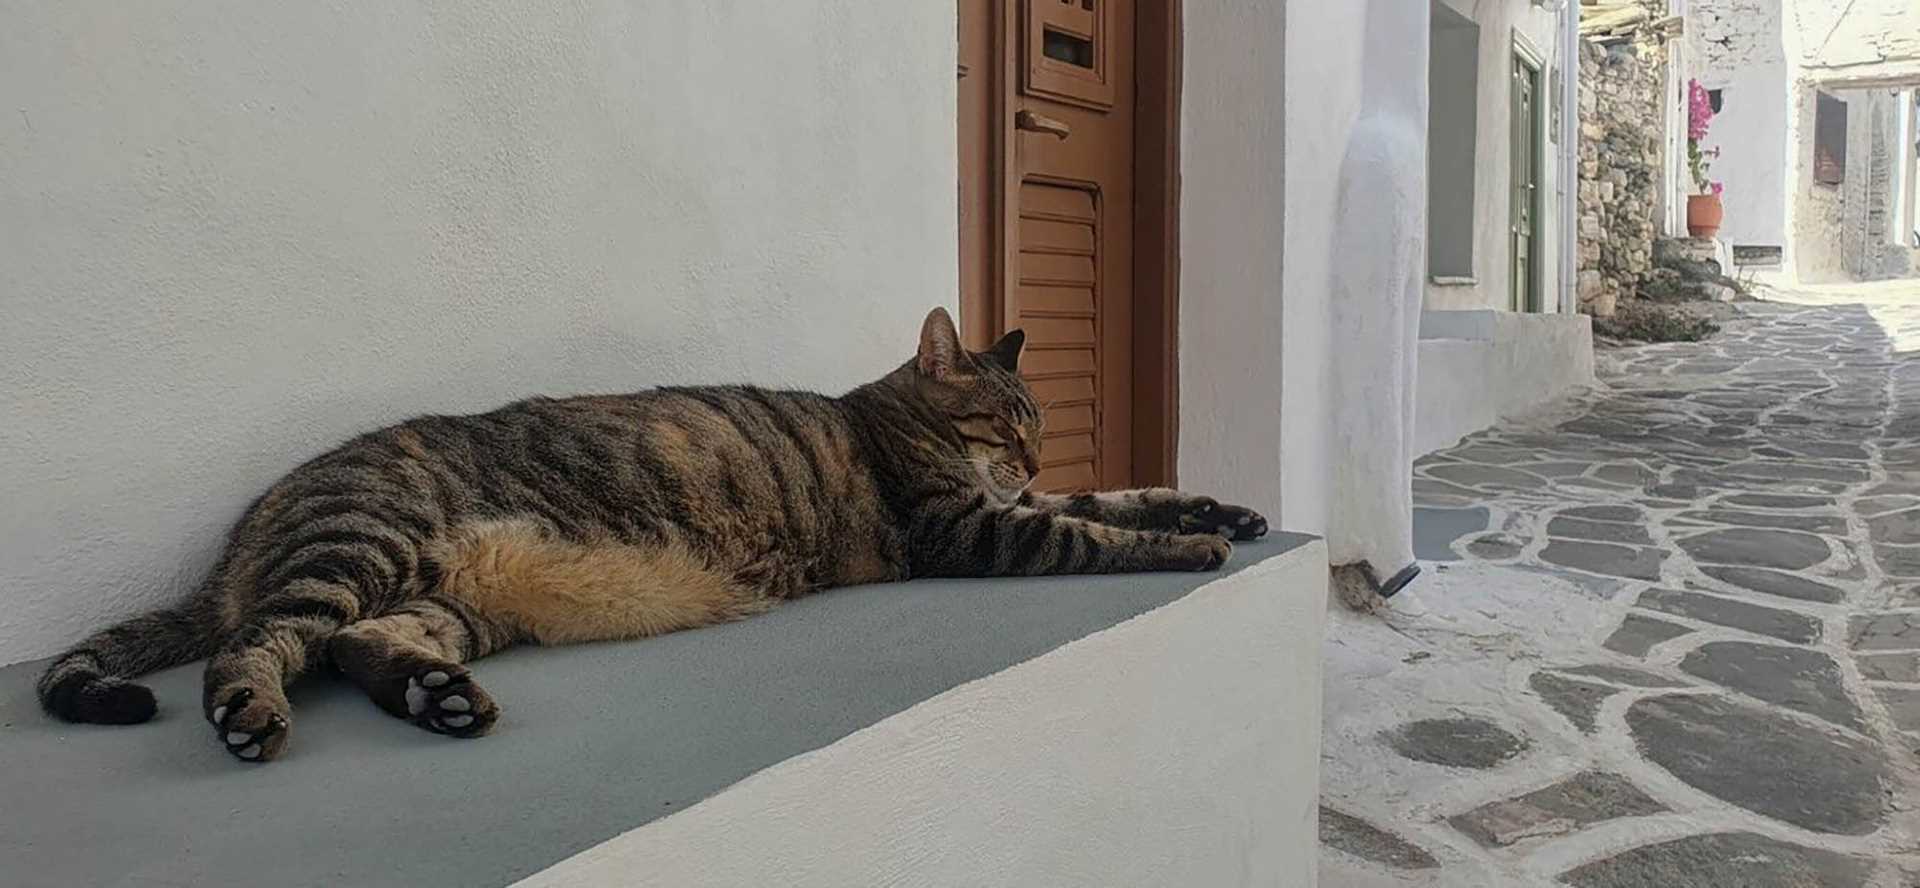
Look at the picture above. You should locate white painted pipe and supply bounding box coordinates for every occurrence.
[1560,0,1581,313]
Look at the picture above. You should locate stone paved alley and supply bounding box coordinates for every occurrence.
[1321,281,1920,887]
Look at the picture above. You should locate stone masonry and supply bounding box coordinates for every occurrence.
[1844,89,1914,282]
[1693,0,1780,74]
[1578,34,1666,317]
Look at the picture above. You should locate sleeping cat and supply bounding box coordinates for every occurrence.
[38,307,1267,763]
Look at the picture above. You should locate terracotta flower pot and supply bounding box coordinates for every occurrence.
[1687,194,1723,239]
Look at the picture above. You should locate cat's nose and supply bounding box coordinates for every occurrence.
[1021,449,1041,478]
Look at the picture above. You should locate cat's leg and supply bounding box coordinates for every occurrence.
[1023,488,1269,541]
[329,598,510,738]
[912,499,1233,577]
[202,577,364,763]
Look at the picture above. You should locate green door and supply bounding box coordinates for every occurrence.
[1511,53,1541,312]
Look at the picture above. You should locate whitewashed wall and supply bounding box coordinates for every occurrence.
[0,2,954,664]
[1276,0,1427,578]
[1179,1,1288,523]
[1424,0,1567,314]
[1692,0,1792,248]
[1787,0,1920,77]
[516,543,1330,888]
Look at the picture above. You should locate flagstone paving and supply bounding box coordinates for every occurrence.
[1321,286,1920,886]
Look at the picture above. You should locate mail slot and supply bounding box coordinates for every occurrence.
[1025,0,1114,110]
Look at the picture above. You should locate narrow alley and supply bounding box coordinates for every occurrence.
[1322,281,1920,886]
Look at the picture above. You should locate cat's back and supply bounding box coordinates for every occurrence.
[426,383,905,586]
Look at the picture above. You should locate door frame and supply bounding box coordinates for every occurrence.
[958,0,1183,488]
[1511,31,1546,313]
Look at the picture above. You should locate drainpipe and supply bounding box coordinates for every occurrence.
[1667,0,1689,240]
[1559,0,1580,313]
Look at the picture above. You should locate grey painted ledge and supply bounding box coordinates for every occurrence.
[0,533,1314,888]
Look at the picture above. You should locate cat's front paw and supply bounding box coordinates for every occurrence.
[1178,498,1268,541]
[1170,534,1232,571]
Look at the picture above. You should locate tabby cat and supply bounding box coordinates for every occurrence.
[39,307,1267,763]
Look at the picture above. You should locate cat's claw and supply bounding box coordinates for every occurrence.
[1180,498,1268,541]
[209,686,292,763]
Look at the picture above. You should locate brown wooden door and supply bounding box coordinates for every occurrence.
[959,0,1144,493]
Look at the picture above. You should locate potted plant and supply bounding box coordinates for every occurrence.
[1686,79,1724,239]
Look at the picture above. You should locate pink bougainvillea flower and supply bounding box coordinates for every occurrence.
[1687,78,1714,141]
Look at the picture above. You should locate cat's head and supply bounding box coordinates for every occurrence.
[911,306,1044,503]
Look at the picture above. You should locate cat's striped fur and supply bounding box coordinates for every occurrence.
[38,307,1267,762]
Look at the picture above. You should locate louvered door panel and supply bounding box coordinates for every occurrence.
[961,0,1151,493]
[1015,180,1101,492]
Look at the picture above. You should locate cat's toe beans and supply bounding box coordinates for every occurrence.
[212,691,290,762]
[409,668,497,738]
[405,679,430,716]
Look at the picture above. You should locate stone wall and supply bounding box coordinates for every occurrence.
[1852,90,1915,280]
[1577,36,1666,316]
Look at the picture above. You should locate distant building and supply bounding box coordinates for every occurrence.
[1690,0,1920,281]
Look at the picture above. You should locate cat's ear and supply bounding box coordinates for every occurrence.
[983,329,1025,372]
[916,306,964,380]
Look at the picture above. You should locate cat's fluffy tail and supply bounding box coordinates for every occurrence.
[37,597,220,725]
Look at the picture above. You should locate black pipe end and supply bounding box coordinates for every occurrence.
[1377,563,1421,599]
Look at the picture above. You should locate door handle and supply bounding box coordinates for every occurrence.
[1016,110,1072,140]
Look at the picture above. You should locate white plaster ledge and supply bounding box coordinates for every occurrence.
[513,539,1331,888]
[1416,310,1595,454]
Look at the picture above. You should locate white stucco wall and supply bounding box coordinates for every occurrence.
[0,2,954,665]
[1424,0,1568,314]
[1788,0,1920,81]
[1693,0,1792,248]
[1178,1,1288,523]
[1415,311,1596,456]
[514,542,1330,888]
[1282,0,1428,578]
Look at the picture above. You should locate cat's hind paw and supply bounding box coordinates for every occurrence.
[209,685,292,763]
[405,667,499,738]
